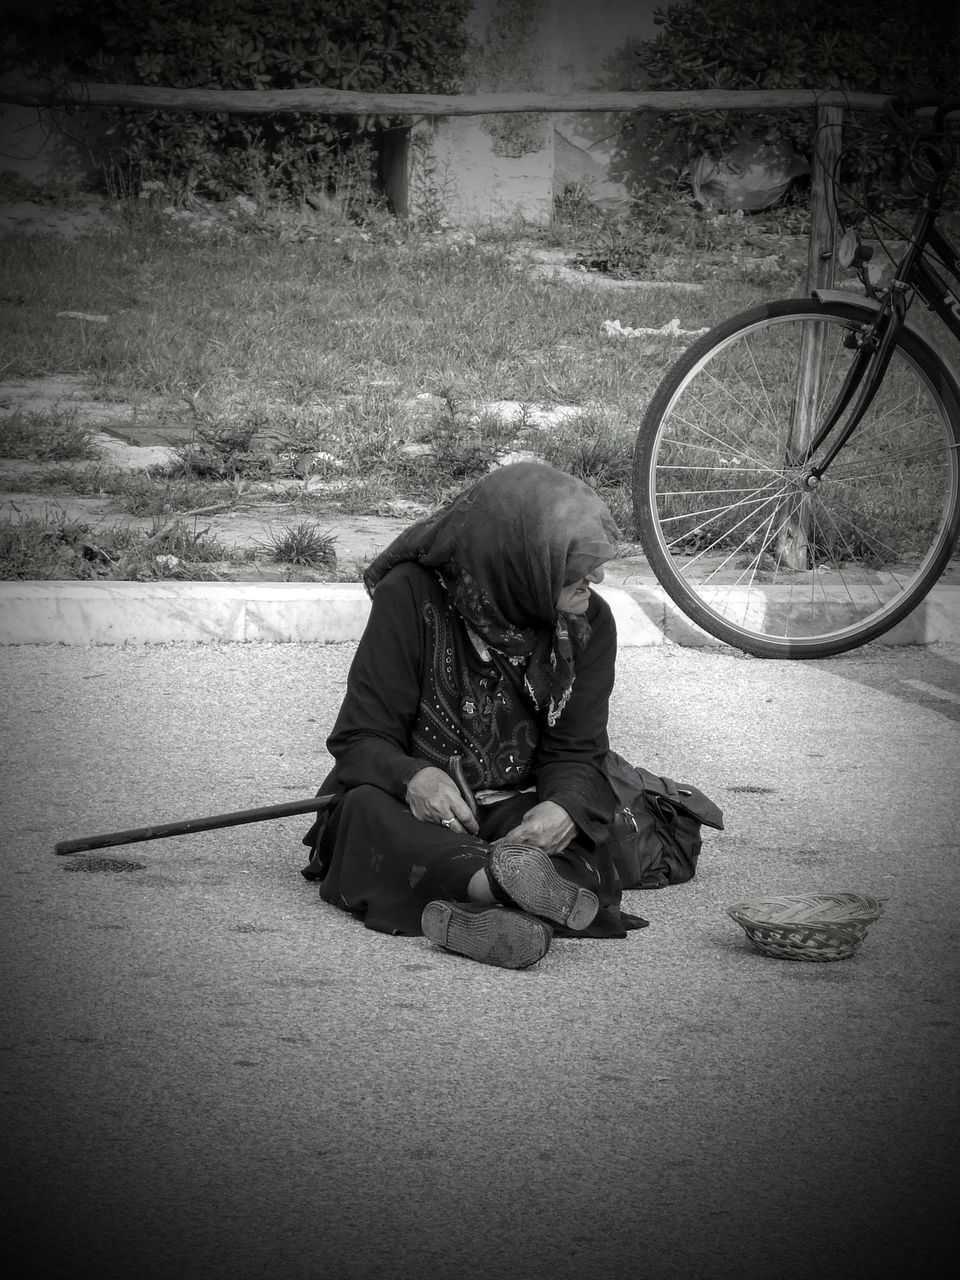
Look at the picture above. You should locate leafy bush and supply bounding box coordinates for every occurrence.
[14,0,470,201]
[617,0,960,202]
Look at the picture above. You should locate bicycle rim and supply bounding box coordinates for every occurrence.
[634,299,960,658]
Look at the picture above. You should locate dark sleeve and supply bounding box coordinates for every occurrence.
[534,592,617,845]
[325,566,435,799]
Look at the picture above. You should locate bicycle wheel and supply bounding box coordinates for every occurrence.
[633,297,960,658]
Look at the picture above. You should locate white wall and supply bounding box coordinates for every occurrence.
[549,0,662,203]
[412,0,662,224]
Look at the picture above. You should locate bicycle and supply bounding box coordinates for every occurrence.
[633,95,960,658]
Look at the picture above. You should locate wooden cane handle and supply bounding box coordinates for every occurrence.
[448,754,479,822]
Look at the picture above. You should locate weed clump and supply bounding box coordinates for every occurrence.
[259,522,338,570]
[0,410,96,462]
[0,510,238,581]
[0,512,135,579]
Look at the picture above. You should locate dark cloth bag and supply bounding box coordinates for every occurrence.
[604,750,724,890]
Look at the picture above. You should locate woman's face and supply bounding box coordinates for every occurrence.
[556,566,605,616]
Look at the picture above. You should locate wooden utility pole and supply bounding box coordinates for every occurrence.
[780,103,845,570]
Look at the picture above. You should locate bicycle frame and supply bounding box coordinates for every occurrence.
[803,207,960,478]
[914,220,960,338]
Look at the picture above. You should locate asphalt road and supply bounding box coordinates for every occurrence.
[2,641,959,1280]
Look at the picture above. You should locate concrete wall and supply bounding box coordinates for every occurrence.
[402,0,661,226]
[404,114,556,225]
[550,0,660,204]
[403,0,558,226]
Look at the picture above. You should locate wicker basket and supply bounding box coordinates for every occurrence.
[727,892,884,961]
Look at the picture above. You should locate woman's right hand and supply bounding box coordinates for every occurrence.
[405,766,479,835]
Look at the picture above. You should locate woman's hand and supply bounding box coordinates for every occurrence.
[502,801,576,856]
[405,766,479,835]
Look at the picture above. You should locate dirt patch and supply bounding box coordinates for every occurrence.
[520,244,705,293]
[0,369,657,584]
[0,199,113,238]
[0,375,194,449]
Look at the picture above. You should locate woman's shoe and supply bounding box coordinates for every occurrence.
[487,843,599,932]
[420,901,552,969]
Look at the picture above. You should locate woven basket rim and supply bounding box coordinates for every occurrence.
[727,892,884,931]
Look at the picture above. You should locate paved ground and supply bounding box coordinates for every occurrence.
[2,641,959,1280]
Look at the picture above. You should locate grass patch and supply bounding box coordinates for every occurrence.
[0,409,96,461]
[141,516,235,573]
[0,510,138,579]
[2,462,235,516]
[0,508,246,580]
[0,188,909,566]
[106,471,232,518]
[531,409,637,531]
[0,206,769,419]
[550,183,810,280]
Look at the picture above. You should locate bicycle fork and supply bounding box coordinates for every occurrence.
[775,294,908,569]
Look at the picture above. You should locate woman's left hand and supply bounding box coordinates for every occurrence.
[502,801,576,857]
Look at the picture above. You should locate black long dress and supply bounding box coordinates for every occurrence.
[301,562,646,938]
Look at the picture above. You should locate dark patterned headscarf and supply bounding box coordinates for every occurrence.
[364,462,620,724]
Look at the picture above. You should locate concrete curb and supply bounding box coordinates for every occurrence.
[0,580,957,648]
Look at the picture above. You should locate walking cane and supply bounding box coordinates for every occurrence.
[54,795,337,857]
[54,753,476,857]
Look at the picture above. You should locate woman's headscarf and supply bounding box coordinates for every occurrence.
[363,462,620,723]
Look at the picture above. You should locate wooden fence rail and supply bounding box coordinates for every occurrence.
[0,79,887,117]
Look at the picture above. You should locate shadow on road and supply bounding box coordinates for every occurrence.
[824,646,960,727]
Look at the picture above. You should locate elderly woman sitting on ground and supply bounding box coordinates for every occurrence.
[301,461,647,968]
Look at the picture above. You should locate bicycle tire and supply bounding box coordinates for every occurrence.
[633,297,960,658]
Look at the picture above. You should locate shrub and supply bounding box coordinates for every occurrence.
[617,0,960,204]
[13,0,470,202]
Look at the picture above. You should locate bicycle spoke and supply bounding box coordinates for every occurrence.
[810,485,924,572]
[805,500,889,608]
[731,505,786,587]
[657,498,780,532]
[657,478,788,528]
[698,358,784,439]
[660,409,782,477]
[830,437,949,480]
[656,492,784,526]
[656,462,773,475]
[673,355,796,453]
[673,487,789,577]
[656,485,781,497]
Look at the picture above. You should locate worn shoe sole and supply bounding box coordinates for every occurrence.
[488,843,599,932]
[421,901,551,969]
